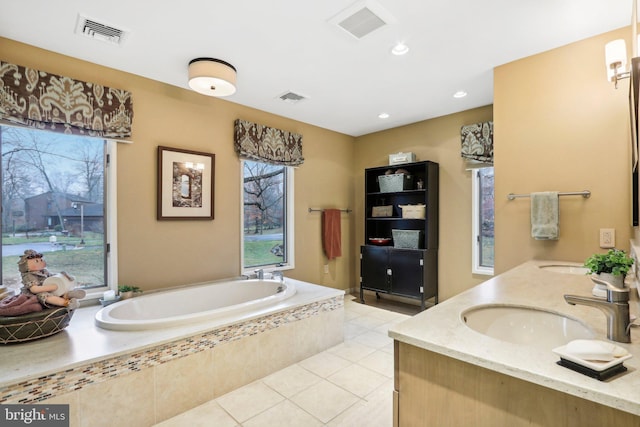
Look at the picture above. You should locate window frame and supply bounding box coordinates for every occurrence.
[472,167,494,276]
[0,125,118,300]
[240,159,295,276]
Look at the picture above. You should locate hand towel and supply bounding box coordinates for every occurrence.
[322,209,342,260]
[0,294,43,317]
[531,191,559,240]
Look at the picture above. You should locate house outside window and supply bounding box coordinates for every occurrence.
[472,167,494,275]
[0,125,117,297]
[241,159,294,274]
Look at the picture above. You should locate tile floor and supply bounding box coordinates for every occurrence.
[155,294,419,427]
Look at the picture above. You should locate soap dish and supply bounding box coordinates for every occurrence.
[553,345,632,381]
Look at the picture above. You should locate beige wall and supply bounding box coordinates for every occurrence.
[0,38,356,291]
[3,24,635,301]
[494,27,633,274]
[353,105,493,301]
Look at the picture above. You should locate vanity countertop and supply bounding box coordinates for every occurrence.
[388,260,640,416]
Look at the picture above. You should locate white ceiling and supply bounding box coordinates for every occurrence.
[0,0,632,136]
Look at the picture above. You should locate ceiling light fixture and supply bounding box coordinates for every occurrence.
[378,112,390,119]
[453,90,467,99]
[188,58,237,97]
[391,42,409,56]
[605,39,630,89]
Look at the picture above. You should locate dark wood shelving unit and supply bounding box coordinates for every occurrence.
[360,160,439,310]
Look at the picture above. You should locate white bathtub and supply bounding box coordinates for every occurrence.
[95,278,296,331]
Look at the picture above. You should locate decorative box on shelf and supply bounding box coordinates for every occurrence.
[372,205,393,217]
[389,152,416,165]
[399,204,426,219]
[378,174,413,192]
[392,229,423,249]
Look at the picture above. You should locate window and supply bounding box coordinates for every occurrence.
[241,159,294,274]
[0,125,117,298]
[472,167,494,275]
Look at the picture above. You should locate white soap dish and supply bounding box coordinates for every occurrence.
[553,344,631,380]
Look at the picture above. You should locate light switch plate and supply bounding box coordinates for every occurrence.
[599,228,615,248]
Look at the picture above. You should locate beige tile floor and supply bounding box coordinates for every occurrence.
[155,294,419,427]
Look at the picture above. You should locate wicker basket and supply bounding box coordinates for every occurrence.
[0,307,75,344]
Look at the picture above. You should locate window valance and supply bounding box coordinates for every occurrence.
[461,121,493,166]
[234,119,304,166]
[0,61,133,138]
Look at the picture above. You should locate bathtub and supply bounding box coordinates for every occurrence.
[95,278,296,331]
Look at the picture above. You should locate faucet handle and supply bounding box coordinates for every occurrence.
[590,275,629,292]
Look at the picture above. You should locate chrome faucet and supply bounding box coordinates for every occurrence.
[564,276,631,343]
[254,269,264,280]
[271,270,284,283]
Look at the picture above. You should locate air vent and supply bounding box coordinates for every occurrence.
[329,0,396,40]
[75,14,127,45]
[278,91,307,104]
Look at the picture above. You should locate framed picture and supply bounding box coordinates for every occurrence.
[157,146,215,220]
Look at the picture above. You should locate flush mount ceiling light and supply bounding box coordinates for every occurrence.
[188,58,237,97]
[378,112,390,119]
[453,90,467,99]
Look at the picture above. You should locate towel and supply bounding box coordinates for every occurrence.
[531,191,559,240]
[0,294,43,317]
[322,209,342,260]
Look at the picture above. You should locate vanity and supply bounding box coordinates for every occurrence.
[389,260,640,426]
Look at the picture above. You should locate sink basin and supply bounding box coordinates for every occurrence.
[462,304,595,350]
[538,264,589,275]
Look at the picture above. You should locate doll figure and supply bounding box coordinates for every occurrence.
[18,249,85,309]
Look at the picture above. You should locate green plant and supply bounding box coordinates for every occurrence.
[118,285,141,293]
[584,249,634,276]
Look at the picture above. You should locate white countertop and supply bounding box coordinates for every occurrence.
[388,260,640,416]
[0,278,344,388]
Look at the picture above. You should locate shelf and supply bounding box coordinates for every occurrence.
[367,189,426,196]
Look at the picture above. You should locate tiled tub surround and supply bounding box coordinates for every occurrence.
[389,260,640,418]
[0,279,344,426]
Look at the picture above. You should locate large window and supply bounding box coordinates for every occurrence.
[0,125,116,297]
[241,160,294,273]
[472,167,494,275]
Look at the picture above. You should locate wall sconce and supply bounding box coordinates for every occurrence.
[188,58,237,97]
[605,39,630,89]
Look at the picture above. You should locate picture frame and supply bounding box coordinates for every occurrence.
[157,146,215,220]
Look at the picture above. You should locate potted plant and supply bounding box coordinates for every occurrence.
[584,249,634,287]
[118,285,142,299]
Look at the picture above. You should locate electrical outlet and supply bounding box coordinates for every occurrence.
[324,264,329,274]
[599,228,615,248]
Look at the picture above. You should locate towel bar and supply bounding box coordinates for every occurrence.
[308,208,352,213]
[507,190,590,201]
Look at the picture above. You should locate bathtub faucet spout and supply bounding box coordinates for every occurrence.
[254,269,264,280]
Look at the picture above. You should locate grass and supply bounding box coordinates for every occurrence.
[2,232,105,290]
[244,240,283,268]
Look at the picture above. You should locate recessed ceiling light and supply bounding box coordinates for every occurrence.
[391,42,409,56]
[378,112,390,119]
[453,90,467,98]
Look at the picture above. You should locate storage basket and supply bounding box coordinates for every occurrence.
[378,174,414,193]
[372,205,393,217]
[399,204,426,219]
[0,307,75,344]
[392,229,423,249]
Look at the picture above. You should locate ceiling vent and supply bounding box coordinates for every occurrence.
[75,14,127,45]
[278,91,307,104]
[329,0,396,40]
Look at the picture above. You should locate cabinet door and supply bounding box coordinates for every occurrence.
[389,249,423,299]
[360,246,391,293]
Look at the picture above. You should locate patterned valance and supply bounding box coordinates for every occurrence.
[0,61,133,138]
[461,121,493,165]
[234,119,304,166]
